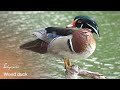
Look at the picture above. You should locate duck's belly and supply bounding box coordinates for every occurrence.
[47,35,96,60]
[47,36,72,54]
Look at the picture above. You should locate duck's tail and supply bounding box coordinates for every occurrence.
[32,28,62,43]
[32,29,51,43]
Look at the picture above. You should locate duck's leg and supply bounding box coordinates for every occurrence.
[63,58,71,69]
[67,59,71,67]
[64,58,67,69]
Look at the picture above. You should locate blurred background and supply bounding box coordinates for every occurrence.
[0,11,120,79]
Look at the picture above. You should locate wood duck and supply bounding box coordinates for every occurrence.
[32,15,100,60]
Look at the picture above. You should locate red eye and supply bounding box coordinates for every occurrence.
[77,20,81,23]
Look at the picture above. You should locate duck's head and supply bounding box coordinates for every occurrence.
[66,15,100,37]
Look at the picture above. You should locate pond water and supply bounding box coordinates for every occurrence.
[0,11,120,79]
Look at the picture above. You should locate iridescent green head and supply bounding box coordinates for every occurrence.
[67,15,100,37]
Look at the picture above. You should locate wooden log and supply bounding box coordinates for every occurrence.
[78,68,108,79]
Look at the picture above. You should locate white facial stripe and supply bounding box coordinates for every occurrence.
[69,39,75,53]
[80,24,83,29]
[87,23,100,37]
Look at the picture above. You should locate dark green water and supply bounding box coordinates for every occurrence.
[0,11,120,79]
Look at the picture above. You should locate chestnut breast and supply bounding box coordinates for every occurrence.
[72,29,96,53]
